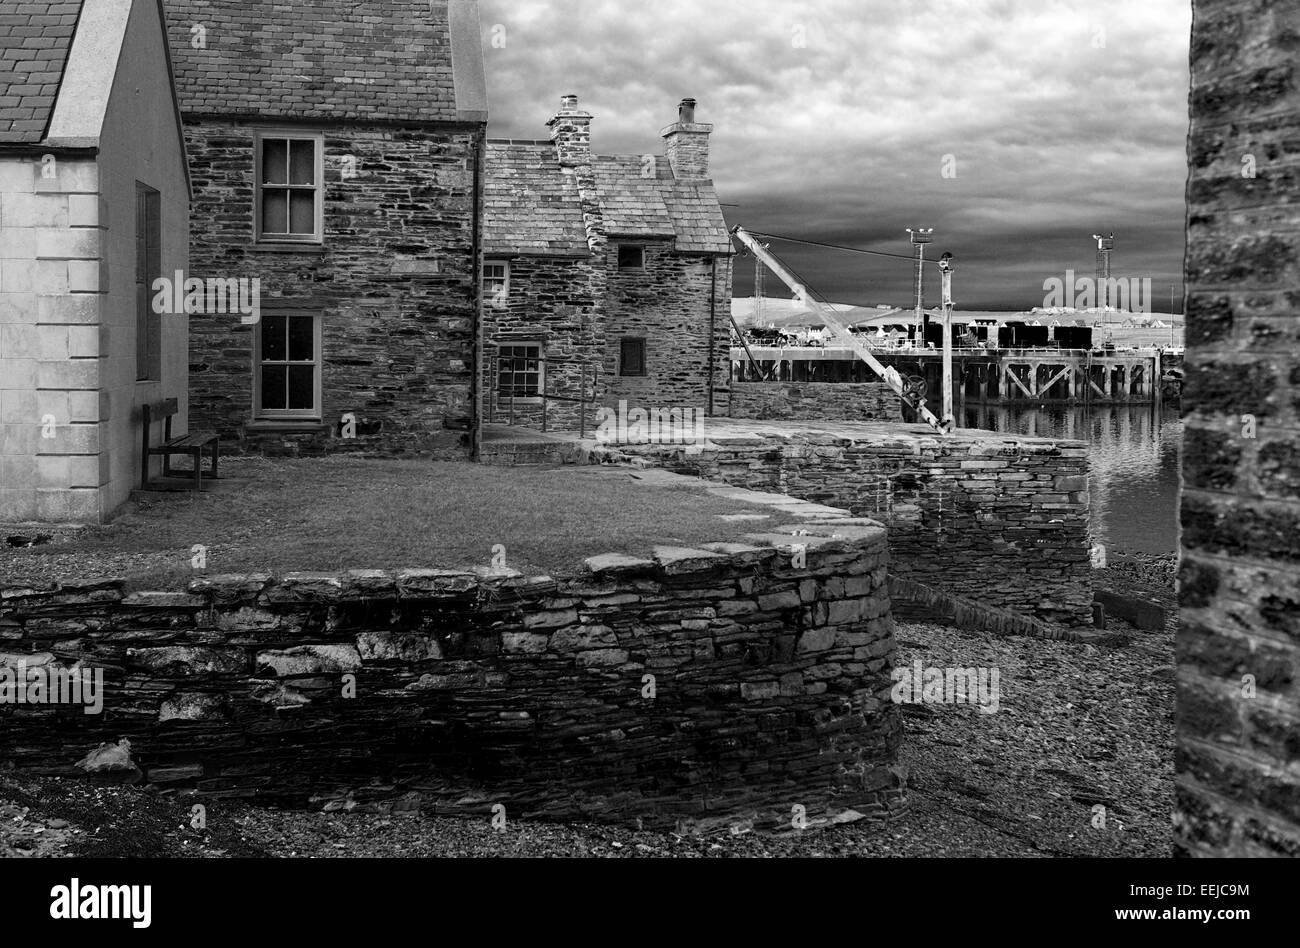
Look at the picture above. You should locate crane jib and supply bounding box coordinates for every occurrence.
[730,226,952,435]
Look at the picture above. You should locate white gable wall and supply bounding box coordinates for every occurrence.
[94,0,190,518]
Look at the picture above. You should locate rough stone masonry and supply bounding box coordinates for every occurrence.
[616,419,1094,628]
[0,518,905,829]
[1175,0,1300,856]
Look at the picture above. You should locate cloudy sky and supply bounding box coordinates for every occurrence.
[477,0,1191,312]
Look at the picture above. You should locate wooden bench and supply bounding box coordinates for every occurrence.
[141,398,219,491]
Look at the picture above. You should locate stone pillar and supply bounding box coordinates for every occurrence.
[1176,0,1300,856]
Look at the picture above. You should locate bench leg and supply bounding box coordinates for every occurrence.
[211,439,219,480]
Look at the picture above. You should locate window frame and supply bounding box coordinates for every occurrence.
[495,341,545,402]
[617,244,645,270]
[253,130,325,245]
[134,182,162,382]
[483,260,510,309]
[253,311,323,421]
[619,336,648,377]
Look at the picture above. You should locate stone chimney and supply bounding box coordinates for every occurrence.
[661,97,713,180]
[545,94,606,258]
[547,94,593,168]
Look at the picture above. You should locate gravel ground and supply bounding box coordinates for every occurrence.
[1,556,1174,859]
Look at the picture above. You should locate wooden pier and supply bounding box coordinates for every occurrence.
[730,345,1183,404]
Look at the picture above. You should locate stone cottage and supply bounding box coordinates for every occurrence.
[482,96,734,436]
[0,0,191,523]
[163,0,487,457]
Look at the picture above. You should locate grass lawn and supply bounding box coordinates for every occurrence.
[0,457,795,590]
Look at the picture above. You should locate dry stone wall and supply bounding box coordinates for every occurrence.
[730,381,903,423]
[619,424,1093,627]
[0,523,904,828]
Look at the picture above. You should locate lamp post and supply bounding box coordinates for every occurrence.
[938,252,955,430]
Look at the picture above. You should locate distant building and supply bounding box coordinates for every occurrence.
[482,96,734,431]
[0,0,191,522]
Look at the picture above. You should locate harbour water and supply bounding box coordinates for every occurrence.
[960,403,1182,555]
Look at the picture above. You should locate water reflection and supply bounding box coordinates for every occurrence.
[960,403,1182,555]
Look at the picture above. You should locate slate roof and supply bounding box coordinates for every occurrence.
[164,0,479,123]
[484,140,588,257]
[595,155,676,239]
[660,179,731,253]
[485,141,732,257]
[0,0,83,144]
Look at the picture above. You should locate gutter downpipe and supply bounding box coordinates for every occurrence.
[708,255,718,415]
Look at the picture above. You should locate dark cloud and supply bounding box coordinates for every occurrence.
[479,0,1190,311]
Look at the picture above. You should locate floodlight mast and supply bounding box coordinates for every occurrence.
[730,225,952,435]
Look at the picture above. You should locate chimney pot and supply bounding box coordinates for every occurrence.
[679,97,697,123]
[561,94,579,110]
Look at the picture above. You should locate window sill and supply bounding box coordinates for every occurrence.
[252,242,326,254]
[245,419,329,433]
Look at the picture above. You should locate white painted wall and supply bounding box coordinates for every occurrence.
[0,0,189,524]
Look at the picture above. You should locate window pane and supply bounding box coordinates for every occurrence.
[263,139,288,184]
[262,314,287,361]
[288,316,314,361]
[136,285,149,377]
[261,365,287,410]
[263,191,288,233]
[289,140,315,184]
[289,191,315,234]
[287,365,315,411]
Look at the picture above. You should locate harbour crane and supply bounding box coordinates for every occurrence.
[730,225,952,435]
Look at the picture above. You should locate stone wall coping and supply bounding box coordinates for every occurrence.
[0,519,888,607]
[611,419,1089,455]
